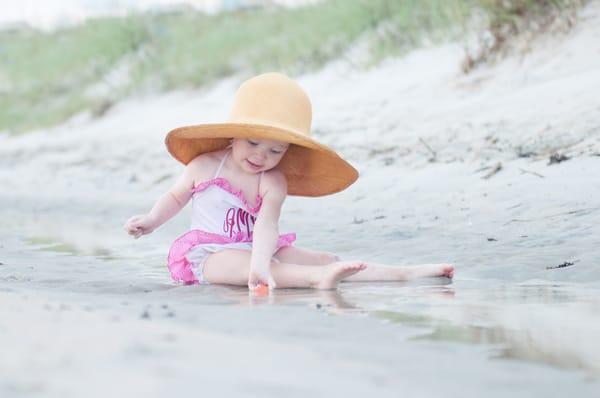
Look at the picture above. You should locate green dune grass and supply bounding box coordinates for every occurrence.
[0,0,583,134]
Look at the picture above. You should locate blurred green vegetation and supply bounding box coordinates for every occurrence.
[0,0,583,134]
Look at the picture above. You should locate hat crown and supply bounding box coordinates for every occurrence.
[229,73,312,136]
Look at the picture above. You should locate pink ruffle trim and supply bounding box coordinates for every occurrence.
[167,229,296,284]
[191,177,263,215]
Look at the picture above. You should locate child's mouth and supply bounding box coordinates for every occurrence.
[246,160,263,170]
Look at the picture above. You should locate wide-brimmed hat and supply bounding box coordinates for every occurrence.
[165,72,358,197]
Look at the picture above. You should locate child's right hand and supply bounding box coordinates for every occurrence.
[124,215,156,239]
[248,266,276,291]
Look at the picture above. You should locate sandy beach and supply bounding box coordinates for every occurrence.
[1,1,600,397]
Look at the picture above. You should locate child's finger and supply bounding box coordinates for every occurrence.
[126,226,141,238]
[249,278,262,288]
[247,276,257,289]
[126,216,145,229]
[126,216,139,225]
[248,279,265,290]
[124,220,138,233]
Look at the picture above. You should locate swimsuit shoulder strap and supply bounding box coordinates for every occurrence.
[214,151,229,178]
[257,171,265,194]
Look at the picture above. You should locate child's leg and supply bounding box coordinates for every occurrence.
[274,246,454,281]
[344,262,454,282]
[274,246,339,265]
[202,249,366,289]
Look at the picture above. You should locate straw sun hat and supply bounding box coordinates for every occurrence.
[165,72,358,197]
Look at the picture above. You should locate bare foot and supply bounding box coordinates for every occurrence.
[314,262,367,289]
[407,263,454,280]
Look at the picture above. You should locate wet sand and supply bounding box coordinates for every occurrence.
[1,1,600,396]
[1,232,599,397]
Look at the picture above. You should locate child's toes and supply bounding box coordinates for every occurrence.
[350,262,366,271]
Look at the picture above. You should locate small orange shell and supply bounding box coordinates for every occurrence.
[253,284,269,296]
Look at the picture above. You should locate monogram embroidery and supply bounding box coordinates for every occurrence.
[223,207,256,238]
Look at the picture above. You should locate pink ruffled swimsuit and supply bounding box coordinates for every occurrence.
[167,151,296,284]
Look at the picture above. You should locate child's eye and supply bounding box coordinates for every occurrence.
[247,140,258,146]
[270,149,282,154]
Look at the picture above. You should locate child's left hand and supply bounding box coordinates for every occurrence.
[248,266,276,291]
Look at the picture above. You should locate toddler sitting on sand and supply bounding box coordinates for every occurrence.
[124,73,454,290]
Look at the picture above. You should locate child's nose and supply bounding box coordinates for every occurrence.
[254,149,268,160]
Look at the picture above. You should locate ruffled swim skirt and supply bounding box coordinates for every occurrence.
[167,230,296,284]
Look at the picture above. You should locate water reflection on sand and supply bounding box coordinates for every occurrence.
[208,278,600,379]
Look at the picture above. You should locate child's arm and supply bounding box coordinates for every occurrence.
[124,159,199,238]
[248,171,287,289]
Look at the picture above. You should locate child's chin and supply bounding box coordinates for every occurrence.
[243,165,261,174]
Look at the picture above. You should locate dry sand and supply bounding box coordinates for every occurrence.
[1,1,600,397]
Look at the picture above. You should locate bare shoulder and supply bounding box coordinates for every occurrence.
[187,150,225,169]
[260,169,288,200]
[185,150,227,184]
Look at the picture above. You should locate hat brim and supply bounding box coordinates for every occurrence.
[165,123,358,197]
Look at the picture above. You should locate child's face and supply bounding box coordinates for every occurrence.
[231,138,290,174]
